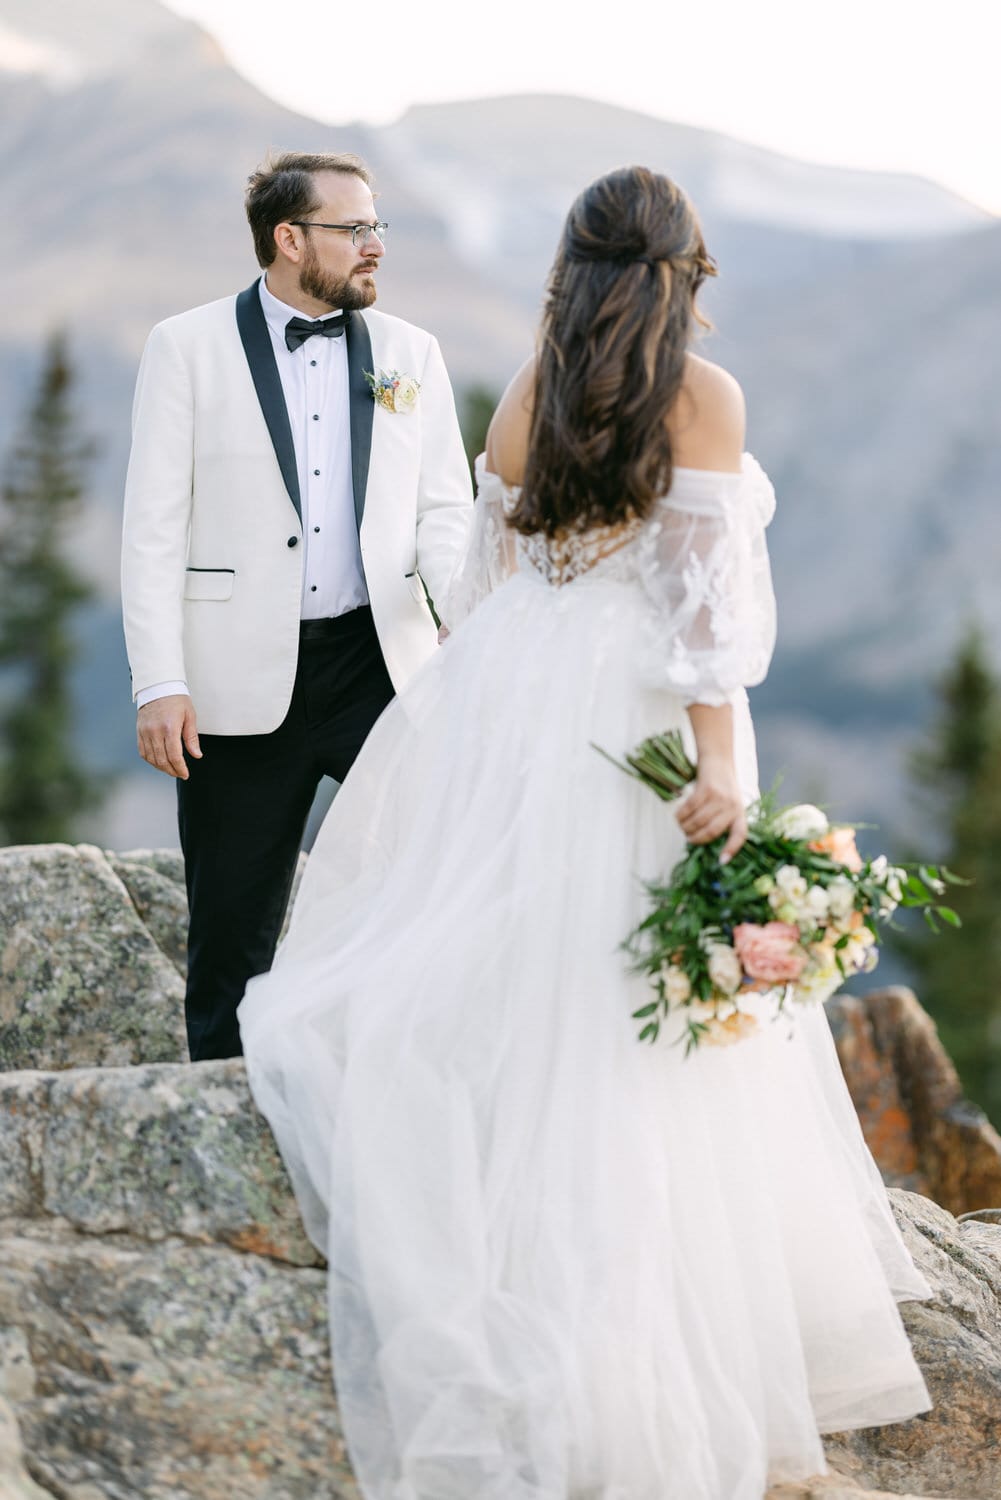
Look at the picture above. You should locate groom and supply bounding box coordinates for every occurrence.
[121,150,473,1061]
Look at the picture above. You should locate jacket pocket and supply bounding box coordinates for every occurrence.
[184,567,235,601]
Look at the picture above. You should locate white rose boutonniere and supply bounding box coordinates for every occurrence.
[364,368,421,414]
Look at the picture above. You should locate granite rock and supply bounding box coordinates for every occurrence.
[0,845,186,1071]
[826,988,1001,1216]
[824,1190,1001,1499]
[0,1390,55,1499]
[0,1061,320,1266]
[0,845,309,1073]
[0,1225,358,1500]
[2,847,1000,1497]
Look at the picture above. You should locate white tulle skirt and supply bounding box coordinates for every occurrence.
[238,572,932,1500]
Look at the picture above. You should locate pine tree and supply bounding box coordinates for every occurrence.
[0,333,106,844]
[459,383,501,476]
[899,626,1001,1125]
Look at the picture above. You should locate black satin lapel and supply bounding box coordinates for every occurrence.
[234,282,301,523]
[345,310,374,530]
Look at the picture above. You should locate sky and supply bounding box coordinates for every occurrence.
[163,0,1001,215]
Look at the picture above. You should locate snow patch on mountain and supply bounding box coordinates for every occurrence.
[0,21,81,87]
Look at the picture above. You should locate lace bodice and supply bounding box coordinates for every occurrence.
[515,509,649,588]
[444,452,778,706]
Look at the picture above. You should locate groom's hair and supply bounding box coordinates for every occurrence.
[245,151,373,267]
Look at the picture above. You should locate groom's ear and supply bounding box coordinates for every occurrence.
[273,222,305,265]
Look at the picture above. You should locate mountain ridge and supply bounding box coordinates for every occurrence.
[0,0,998,852]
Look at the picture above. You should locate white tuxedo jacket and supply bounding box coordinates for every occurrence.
[121,285,474,735]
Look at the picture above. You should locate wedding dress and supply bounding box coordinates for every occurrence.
[237,452,932,1500]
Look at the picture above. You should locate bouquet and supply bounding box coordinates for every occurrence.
[598,731,962,1053]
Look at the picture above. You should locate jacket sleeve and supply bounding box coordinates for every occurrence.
[120,321,194,701]
[413,335,475,624]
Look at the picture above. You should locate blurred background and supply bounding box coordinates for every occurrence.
[1,0,1000,1119]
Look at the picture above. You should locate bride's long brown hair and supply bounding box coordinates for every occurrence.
[508,166,717,539]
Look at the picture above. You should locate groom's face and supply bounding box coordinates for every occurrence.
[297,170,385,312]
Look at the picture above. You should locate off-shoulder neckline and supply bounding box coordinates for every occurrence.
[475,451,754,489]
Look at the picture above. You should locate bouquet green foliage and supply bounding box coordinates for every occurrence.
[598,732,964,1053]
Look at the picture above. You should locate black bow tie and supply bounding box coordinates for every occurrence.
[284,313,348,352]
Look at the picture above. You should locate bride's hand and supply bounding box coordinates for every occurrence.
[676,756,748,865]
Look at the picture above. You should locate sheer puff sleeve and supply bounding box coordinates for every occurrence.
[638,452,778,706]
[442,453,519,626]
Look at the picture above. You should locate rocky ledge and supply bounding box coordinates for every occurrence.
[0,844,999,1499]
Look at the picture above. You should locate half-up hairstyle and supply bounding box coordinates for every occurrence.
[508,166,717,538]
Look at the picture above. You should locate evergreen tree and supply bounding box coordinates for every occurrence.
[899,626,1001,1125]
[459,383,501,477]
[0,333,105,844]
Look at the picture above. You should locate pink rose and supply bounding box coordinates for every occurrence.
[809,826,863,872]
[733,922,807,984]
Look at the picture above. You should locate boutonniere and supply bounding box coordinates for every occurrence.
[364,368,421,414]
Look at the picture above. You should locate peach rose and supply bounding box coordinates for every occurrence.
[704,1010,760,1047]
[732,922,807,984]
[809,826,863,872]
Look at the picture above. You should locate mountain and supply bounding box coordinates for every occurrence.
[0,0,998,851]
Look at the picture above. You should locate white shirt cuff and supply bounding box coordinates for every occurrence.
[135,680,189,709]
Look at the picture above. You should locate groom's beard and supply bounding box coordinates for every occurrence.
[299,240,378,312]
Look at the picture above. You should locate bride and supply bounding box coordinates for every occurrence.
[237,165,932,1499]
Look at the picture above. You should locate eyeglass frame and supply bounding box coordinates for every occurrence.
[288,220,388,247]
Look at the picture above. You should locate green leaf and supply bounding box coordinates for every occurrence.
[937,906,962,927]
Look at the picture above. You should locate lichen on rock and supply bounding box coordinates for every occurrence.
[1,846,1000,1498]
[0,845,187,1071]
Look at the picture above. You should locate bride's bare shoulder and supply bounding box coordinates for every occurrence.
[669,353,746,472]
[485,356,536,486]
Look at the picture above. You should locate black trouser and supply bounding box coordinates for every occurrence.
[177,606,395,1061]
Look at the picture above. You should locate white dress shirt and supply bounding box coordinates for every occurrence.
[136,274,368,708]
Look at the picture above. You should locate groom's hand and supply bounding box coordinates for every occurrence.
[137,695,202,779]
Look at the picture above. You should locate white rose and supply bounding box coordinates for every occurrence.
[803,885,830,922]
[663,966,692,1006]
[775,865,808,903]
[706,943,742,996]
[393,376,420,413]
[872,861,905,918]
[773,804,829,842]
[875,889,899,919]
[841,933,875,973]
[795,962,842,1005]
[826,876,856,920]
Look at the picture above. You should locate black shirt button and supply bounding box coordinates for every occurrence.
[314,526,320,532]
[310,585,317,592]
[313,469,320,476]
[287,536,298,548]
[312,413,319,421]
[310,359,317,366]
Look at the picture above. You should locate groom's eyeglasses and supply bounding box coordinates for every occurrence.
[289,221,389,248]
